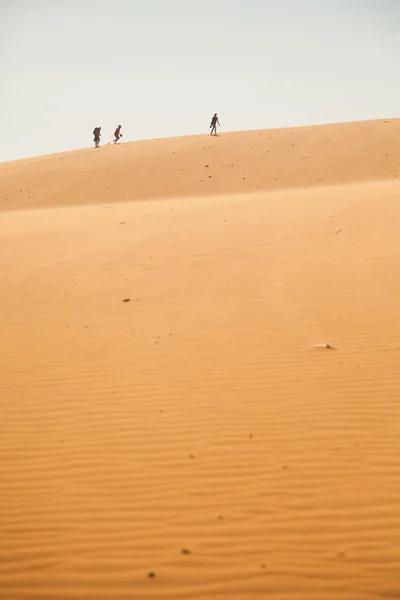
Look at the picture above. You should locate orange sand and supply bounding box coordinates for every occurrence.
[1,119,399,211]
[1,120,400,599]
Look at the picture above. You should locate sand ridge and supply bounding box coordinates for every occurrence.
[1,121,400,599]
[0,119,399,211]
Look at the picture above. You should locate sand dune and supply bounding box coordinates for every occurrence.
[0,119,399,211]
[1,121,400,599]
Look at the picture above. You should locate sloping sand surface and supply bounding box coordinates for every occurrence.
[1,121,400,599]
[1,119,399,211]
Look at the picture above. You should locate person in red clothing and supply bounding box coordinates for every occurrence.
[113,125,122,144]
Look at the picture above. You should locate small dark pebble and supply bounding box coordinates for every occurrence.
[147,571,156,578]
[122,298,131,303]
[181,548,191,555]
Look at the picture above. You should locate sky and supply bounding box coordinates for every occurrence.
[1,0,399,161]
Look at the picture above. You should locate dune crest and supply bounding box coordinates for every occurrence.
[0,119,399,211]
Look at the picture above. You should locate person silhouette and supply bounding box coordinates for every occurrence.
[210,113,220,136]
[93,126,101,148]
[113,125,122,144]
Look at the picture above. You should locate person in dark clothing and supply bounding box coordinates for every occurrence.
[210,113,220,136]
[93,127,101,148]
[113,125,122,144]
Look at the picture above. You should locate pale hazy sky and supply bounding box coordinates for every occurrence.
[1,0,399,161]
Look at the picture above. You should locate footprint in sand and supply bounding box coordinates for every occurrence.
[313,344,337,350]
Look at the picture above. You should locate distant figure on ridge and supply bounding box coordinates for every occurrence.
[210,113,220,136]
[113,125,122,144]
[93,127,101,148]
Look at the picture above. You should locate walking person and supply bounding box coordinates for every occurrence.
[113,125,122,144]
[210,113,220,136]
[93,126,101,148]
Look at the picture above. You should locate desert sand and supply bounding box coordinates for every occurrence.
[1,119,400,599]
